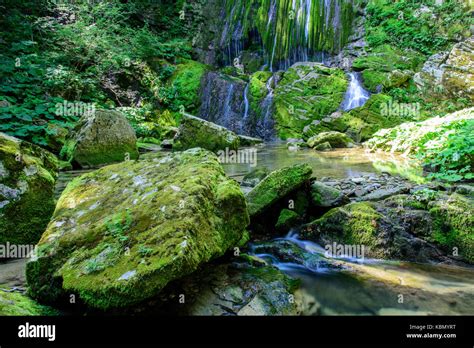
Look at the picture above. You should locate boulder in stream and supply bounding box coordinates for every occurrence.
[27,148,249,310]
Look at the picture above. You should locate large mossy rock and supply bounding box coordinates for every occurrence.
[352,45,421,93]
[26,148,249,310]
[173,114,240,152]
[246,164,312,217]
[60,109,139,168]
[414,36,474,101]
[0,133,58,245]
[307,131,354,148]
[302,190,474,264]
[273,62,348,139]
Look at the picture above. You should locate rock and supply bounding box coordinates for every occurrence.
[0,133,58,245]
[302,191,474,264]
[443,36,474,101]
[246,164,313,217]
[414,37,474,101]
[313,142,332,151]
[160,139,173,149]
[275,209,300,231]
[45,123,68,154]
[273,62,348,139]
[311,181,349,208]
[0,289,58,316]
[357,186,409,202]
[241,167,270,188]
[307,131,353,148]
[173,114,240,152]
[238,135,263,147]
[60,109,139,168]
[166,262,300,316]
[26,148,249,309]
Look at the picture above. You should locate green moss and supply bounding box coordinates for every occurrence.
[0,133,59,245]
[429,193,474,263]
[273,63,348,139]
[170,60,209,114]
[246,164,312,217]
[27,148,249,310]
[275,209,300,230]
[307,131,353,148]
[306,202,384,257]
[0,289,59,316]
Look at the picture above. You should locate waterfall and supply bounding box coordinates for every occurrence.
[341,72,370,111]
[257,75,276,140]
[240,83,250,133]
[220,0,354,71]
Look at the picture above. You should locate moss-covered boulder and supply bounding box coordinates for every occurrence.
[0,133,58,245]
[273,62,348,139]
[170,60,208,114]
[303,190,474,264]
[311,181,349,208]
[307,131,354,148]
[0,289,58,316]
[275,209,300,231]
[173,114,240,152]
[246,164,312,217]
[60,109,139,168]
[26,148,249,310]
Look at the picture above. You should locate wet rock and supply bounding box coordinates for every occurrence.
[311,181,349,208]
[27,148,249,310]
[314,142,332,151]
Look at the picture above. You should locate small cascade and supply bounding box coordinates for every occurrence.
[257,75,276,140]
[240,83,250,133]
[341,72,370,111]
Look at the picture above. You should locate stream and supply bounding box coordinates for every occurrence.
[5,143,471,316]
[223,143,474,316]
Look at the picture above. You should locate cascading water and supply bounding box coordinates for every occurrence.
[240,83,250,133]
[257,75,276,140]
[341,72,370,111]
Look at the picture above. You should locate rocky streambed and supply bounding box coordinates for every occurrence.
[1,141,473,316]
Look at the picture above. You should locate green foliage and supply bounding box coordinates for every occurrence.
[366,0,472,55]
[105,210,133,245]
[420,119,474,182]
[0,1,195,147]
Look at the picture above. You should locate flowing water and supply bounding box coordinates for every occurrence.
[222,143,474,315]
[341,72,370,111]
[249,231,474,315]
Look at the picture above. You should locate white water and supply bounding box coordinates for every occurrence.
[241,83,250,133]
[341,72,370,111]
